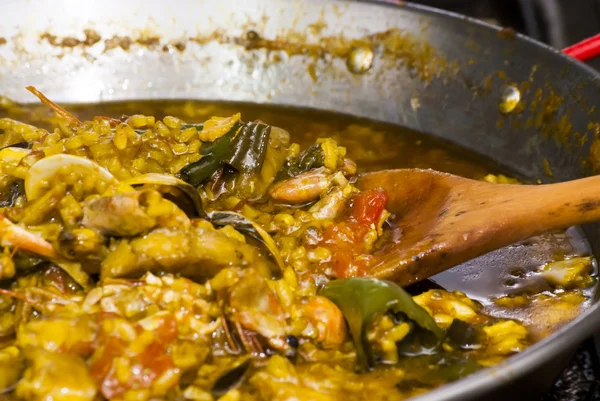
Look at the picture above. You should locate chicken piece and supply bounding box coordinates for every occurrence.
[101,221,272,280]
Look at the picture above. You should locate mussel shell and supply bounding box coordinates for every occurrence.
[123,173,205,218]
[207,211,285,273]
[211,358,252,398]
[25,154,118,201]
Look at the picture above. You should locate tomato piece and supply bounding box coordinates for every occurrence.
[349,187,388,225]
[90,314,179,399]
[320,188,388,277]
[154,313,179,344]
[133,340,175,389]
[90,336,127,398]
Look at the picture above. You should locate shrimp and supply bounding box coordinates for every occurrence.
[227,270,289,352]
[309,187,347,220]
[301,296,347,348]
[269,167,333,204]
[0,215,57,259]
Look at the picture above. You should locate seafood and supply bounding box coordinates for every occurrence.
[0,215,56,259]
[269,167,333,204]
[300,296,346,348]
[82,189,190,236]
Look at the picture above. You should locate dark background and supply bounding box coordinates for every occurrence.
[410,1,600,400]
[413,0,600,68]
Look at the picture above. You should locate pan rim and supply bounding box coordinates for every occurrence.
[2,0,600,399]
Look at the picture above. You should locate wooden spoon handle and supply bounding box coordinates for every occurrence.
[492,175,600,236]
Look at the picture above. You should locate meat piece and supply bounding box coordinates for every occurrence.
[101,221,272,280]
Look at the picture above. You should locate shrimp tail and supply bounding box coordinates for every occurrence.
[0,215,57,259]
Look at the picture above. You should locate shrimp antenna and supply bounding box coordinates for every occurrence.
[25,86,82,125]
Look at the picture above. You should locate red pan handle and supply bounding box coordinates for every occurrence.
[563,33,600,62]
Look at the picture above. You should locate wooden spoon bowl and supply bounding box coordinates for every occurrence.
[358,169,600,286]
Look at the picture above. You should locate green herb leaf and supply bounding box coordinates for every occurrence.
[180,123,205,131]
[320,277,445,370]
[181,121,273,188]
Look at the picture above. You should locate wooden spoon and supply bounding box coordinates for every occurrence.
[357,169,600,286]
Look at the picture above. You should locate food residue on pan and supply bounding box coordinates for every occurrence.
[497,27,517,41]
[10,19,593,168]
[6,17,600,189]
[31,27,452,82]
[40,29,101,47]
[587,123,600,173]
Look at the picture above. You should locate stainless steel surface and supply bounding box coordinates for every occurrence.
[1,1,600,400]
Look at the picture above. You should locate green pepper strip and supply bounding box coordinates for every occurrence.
[228,122,271,174]
[179,123,240,187]
[181,121,273,188]
[320,277,445,370]
[277,143,324,180]
[180,123,205,130]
